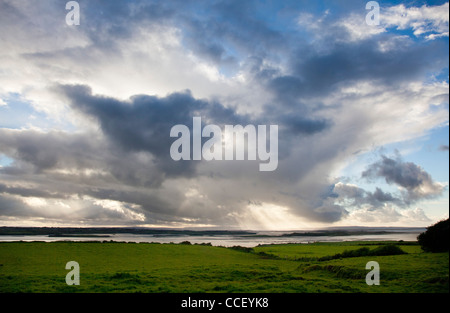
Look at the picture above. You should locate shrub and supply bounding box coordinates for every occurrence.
[368,244,405,256]
[418,218,450,252]
[256,251,279,259]
[229,245,254,253]
[318,245,405,261]
[343,247,370,257]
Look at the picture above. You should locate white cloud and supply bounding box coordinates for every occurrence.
[319,2,449,43]
[297,10,330,32]
[23,197,47,208]
[336,12,386,42]
[321,80,449,151]
[0,4,267,126]
[343,206,431,227]
[382,2,449,39]
[93,199,146,222]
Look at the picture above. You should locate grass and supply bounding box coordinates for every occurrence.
[0,241,448,293]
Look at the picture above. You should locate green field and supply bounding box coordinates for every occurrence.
[0,241,448,293]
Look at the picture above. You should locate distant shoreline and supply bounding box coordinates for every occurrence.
[0,226,425,237]
[0,226,424,247]
[47,234,111,238]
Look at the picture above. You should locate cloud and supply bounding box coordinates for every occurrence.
[268,37,447,104]
[362,154,446,203]
[382,2,449,39]
[347,206,431,225]
[181,0,286,67]
[326,2,449,42]
[0,82,342,226]
[56,84,343,222]
[333,183,403,208]
[0,1,448,228]
[328,151,445,226]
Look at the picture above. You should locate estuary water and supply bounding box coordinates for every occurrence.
[0,228,424,247]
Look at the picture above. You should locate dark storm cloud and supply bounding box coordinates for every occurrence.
[331,183,403,209]
[364,155,426,189]
[58,83,332,169]
[311,203,349,223]
[80,0,176,48]
[69,0,286,68]
[0,183,66,199]
[58,84,254,178]
[268,38,448,105]
[369,187,399,204]
[0,128,162,189]
[186,0,286,57]
[0,80,336,225]
[330,151,446,209]
[0,127,181,222]
[0,194,32,218]
[279,115,330,135]
[362,155,445,203]
[0,129,95,173]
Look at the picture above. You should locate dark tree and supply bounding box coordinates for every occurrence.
[417,218,449,252]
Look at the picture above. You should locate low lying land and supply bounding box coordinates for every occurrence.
[0,226,424,237]
[0,241,448,293]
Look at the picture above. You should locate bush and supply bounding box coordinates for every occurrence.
[368,244,405,256]
[418,218,449,252]
[318,245,405,261]
[229,245,254,253]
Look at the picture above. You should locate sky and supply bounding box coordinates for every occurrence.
[0,0,448,230]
